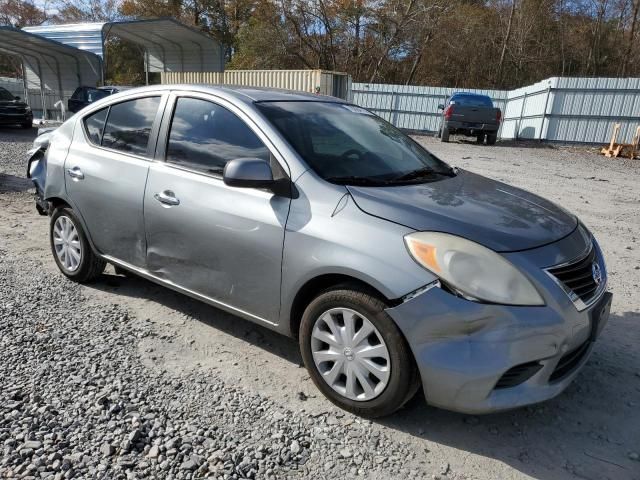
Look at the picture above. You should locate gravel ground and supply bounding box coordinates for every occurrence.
[1,126,639,480]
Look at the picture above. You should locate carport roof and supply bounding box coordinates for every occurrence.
[24,18,224,73]
[0,26,102,91]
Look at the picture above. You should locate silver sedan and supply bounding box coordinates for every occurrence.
[28,85,611,417]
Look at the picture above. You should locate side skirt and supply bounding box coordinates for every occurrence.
[101,254,279,328]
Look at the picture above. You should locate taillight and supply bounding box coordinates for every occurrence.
[496,109,502,123]
[444,105,454,119]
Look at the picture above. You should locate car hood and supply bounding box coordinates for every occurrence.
[0,100,28,108]
[347,169,577,252]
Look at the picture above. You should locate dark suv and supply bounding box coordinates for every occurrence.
[0,87,32,129]
[68,87,111,114]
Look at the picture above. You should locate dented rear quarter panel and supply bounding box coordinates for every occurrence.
[42,119,76,202]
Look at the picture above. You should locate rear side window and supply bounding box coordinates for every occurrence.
[83,107,108,145]
[450,95,493,107]
[166,97,269,174]
[86,89,108,103]
[102,97,161,156]
[71,87,84,100]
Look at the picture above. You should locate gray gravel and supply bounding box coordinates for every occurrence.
[0,245,420,480]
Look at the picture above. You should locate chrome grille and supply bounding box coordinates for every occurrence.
[546,244,606,311]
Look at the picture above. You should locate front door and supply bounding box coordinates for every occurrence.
[143,95,291,323]
[64,94,164,267]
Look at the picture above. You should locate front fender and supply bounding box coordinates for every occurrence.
[280,172,435,331]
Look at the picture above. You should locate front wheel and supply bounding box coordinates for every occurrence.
[299,286,419,418]
[50,207,105,282]
[486,133,497,145]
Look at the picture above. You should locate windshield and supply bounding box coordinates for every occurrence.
[256,101,454,186]
[0,87,16,101]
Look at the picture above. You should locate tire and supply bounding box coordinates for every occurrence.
[476,133,485,144]
[21,122,32,129]
[50,207,105,283]
[299,285,418,418]
[486,133,497,145]
[440,127,450,143]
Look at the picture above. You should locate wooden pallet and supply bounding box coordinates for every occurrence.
[601,123,640,159]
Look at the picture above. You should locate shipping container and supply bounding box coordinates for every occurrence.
[161,70,352,100]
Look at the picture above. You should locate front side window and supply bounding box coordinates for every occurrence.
[166,97,270,174]
[257,101,454,186]
[102,96,161,156]
[83,107,108,145]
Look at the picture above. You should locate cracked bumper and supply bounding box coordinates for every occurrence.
[386,231,612,414]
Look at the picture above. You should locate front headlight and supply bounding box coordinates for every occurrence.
[405,232,544,306]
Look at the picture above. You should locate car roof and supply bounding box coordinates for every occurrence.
[103,84,346,104]
[451,92,490,98]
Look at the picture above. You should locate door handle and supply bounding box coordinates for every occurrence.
[67,166,84,180]
[154,190,180,206]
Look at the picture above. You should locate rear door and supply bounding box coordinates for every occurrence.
[143,92,291,323]
[65,93,167,267]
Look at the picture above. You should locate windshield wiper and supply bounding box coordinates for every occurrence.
[392,167,456,182]
[324,176,392,186]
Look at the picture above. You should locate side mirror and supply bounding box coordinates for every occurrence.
[223,158,274,189]
[437,103,444,110]
[14,96,21,101]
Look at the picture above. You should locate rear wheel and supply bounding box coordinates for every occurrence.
[50,207,105,282]
[476,133,485,144]
[21,121,32,129]
[486,133,497,145]
[440,127,450,143]
[299,286,418,418]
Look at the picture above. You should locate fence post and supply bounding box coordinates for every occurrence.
[539,86,551,141]
[516,91,527,140]
[388,91,395,125]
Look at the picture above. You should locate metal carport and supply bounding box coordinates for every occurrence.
[104,19,224,74]
[0,26,102,120]
[24,18,225,79]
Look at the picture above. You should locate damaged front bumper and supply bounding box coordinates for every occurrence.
[386,230,612,414]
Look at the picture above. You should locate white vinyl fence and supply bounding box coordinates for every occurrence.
[0,76,24,97]
[352,77,640,144]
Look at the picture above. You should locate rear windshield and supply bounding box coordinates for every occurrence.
[450,95,493,107]
[0,87,15,101]
[257,101,454,186]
